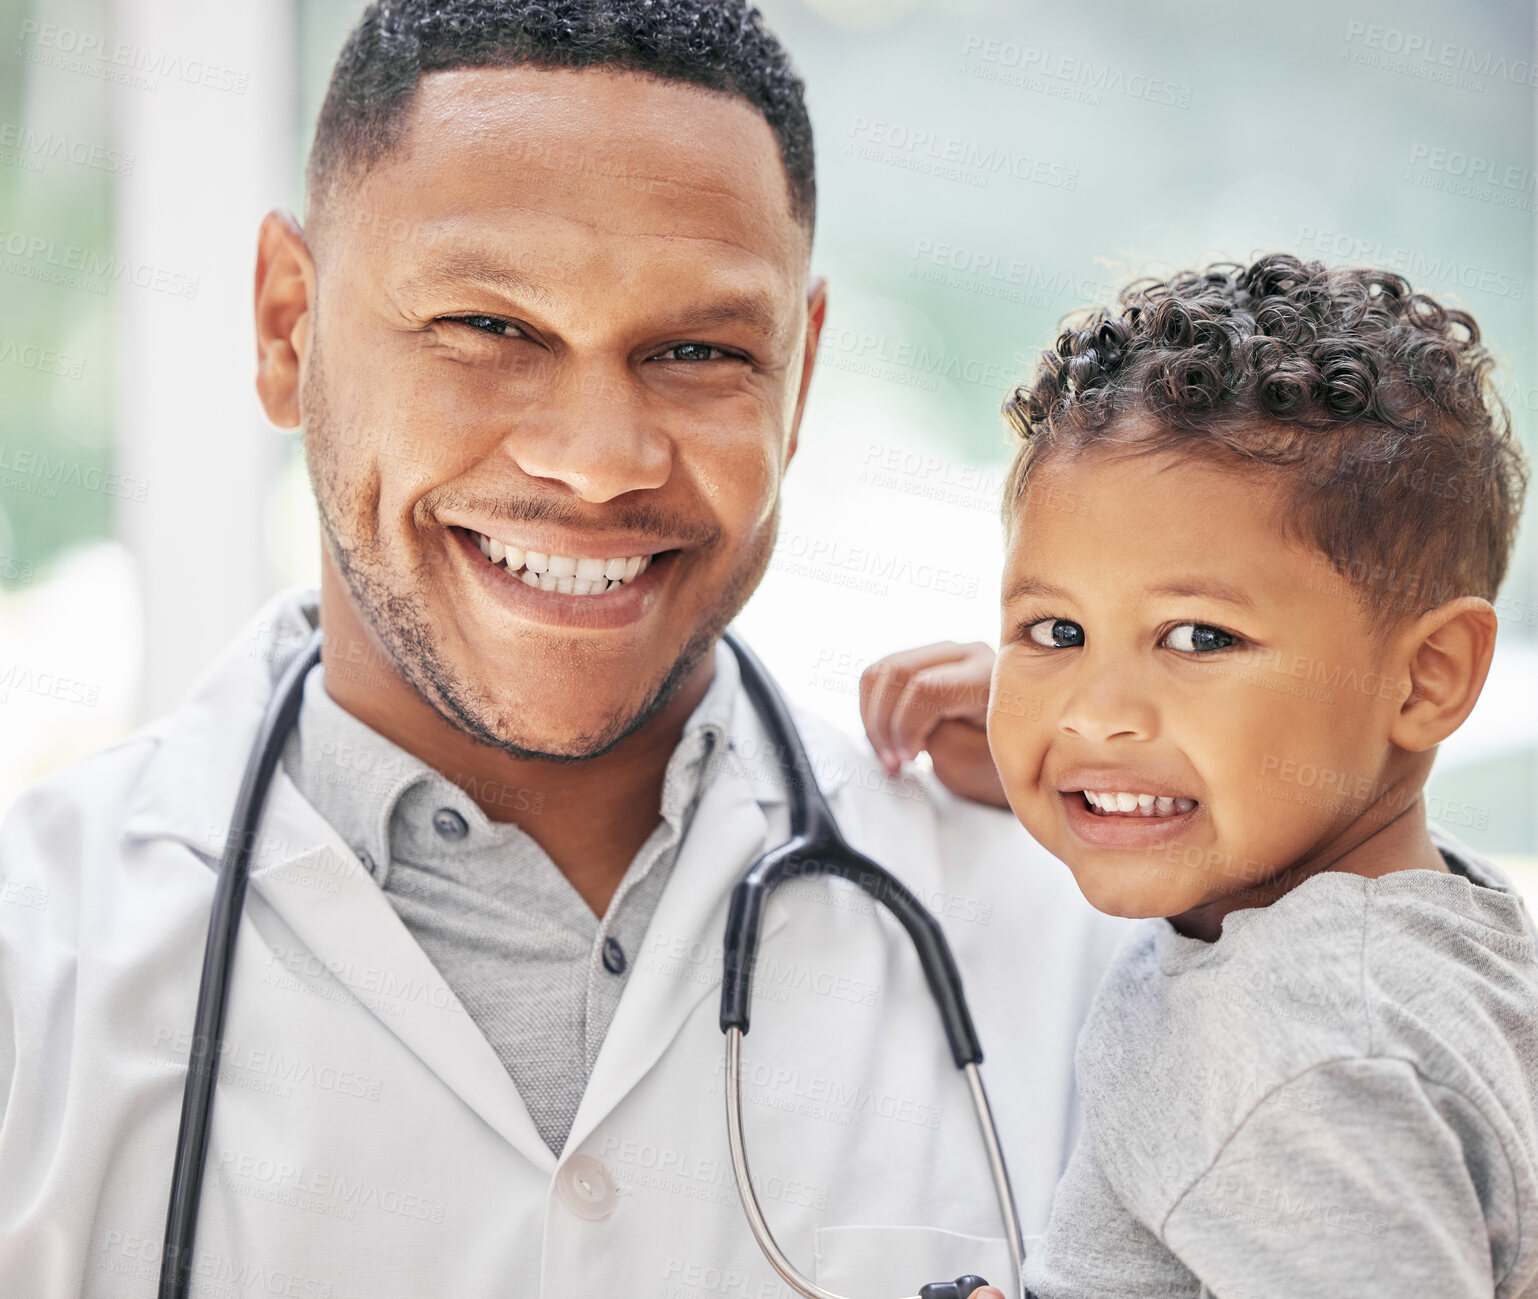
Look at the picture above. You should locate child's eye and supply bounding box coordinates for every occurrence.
[1163,622,1240,654]
[1027,618,1085,649]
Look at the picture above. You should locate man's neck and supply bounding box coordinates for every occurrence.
[316,575,715,917]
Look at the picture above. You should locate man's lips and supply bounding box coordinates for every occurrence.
[457,525,659,596]
[447,525,678,630]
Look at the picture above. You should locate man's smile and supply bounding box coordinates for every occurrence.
[448,524,684,630]
[465,526,656,595]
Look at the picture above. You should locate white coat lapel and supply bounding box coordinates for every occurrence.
[558,635,856,1154]
[563,754,785,1155]
[245,770,559,1173]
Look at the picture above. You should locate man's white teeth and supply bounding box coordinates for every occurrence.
[1082,790,1197,817]
[470,530,652,595]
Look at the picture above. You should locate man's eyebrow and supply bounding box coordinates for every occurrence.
[395,257,556,308]
[1003,574,1257,610]
[396,260,781,337]
[662,291,783,338]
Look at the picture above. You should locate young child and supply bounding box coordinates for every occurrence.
[861,254,1538,1297]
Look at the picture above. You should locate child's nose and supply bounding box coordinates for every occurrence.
[1055,675,1158,743]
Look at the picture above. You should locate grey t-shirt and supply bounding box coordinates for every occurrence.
[1024,828,1538,1299]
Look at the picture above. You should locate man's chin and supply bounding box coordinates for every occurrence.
[470,705,670,764]
[426,626,716,764]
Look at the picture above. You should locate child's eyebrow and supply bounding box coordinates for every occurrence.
[1003,576,1072,605]
[1148,579,1257,611]
[1003,574,1257,611]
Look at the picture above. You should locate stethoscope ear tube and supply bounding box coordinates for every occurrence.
[718,631,1021,1298]
[720,631,983,1067]
[159,627,323,1299]
[719,841,983,1068]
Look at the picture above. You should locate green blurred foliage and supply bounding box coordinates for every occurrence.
[0,0,113,582]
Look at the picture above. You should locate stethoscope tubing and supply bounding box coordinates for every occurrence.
[719,632,1024,1299]
[158,627,323,1299]
[157,624,1023,1299]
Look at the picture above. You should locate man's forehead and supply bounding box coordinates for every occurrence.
[345,64,806,265]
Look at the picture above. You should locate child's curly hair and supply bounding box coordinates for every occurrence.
[1002,253,1529,635]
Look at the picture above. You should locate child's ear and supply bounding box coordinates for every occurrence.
[1389,597,1499,753]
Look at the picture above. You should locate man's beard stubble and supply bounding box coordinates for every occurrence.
[299,339,777,763]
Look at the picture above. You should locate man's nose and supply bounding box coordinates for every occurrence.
[500,363,672,503]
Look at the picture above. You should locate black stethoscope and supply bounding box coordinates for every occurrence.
[159,625,1023,1299]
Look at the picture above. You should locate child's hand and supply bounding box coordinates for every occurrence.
[859,641,1009,809]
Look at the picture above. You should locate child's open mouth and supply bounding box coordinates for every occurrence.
[1079,789,1197,818]
[1056,780,1202,847]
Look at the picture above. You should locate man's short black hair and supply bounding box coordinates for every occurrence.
[307,0,815,230]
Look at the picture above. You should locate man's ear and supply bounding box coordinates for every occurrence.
[1389,596,1499,753]
[254,209,316,429]
[785,273,827,464]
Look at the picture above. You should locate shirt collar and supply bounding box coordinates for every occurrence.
[282,638,742,886]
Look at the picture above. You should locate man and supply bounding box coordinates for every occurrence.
[0,3,1121,1295]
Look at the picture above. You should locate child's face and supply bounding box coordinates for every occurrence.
[988,440,1418,926]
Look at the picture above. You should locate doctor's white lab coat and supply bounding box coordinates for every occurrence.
[0,589,1124,1299]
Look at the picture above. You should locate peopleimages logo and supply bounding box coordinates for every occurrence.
[846,116,1079,191]
[1342,19,1538,89]
[1296,225,1523,302]
[958,35,1194,108]
[0,228,200,299]
[14,20,250,95]
[0,122,135,174]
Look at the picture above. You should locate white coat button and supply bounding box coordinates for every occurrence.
[557,1154,617,1219]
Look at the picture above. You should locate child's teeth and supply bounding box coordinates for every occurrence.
[1081,789,1196,818]
[471,531,655,597]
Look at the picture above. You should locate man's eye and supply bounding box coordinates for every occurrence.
[1163,622,1239,654]
[446,315,524,338]
[655,342,734,362]
[1027,618,1084,649]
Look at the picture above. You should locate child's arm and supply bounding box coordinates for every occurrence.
[858,641,1008,808]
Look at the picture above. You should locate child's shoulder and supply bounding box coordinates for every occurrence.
[1076,829,1538,1232]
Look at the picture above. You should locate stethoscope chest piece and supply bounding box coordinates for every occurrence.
[919,1278,991,1299]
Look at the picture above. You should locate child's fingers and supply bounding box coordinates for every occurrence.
[927,717,1010,809]
[859,642,972,770]
[886,650,994,764]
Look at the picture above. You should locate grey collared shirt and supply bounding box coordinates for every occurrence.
[279,642,739,1155]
